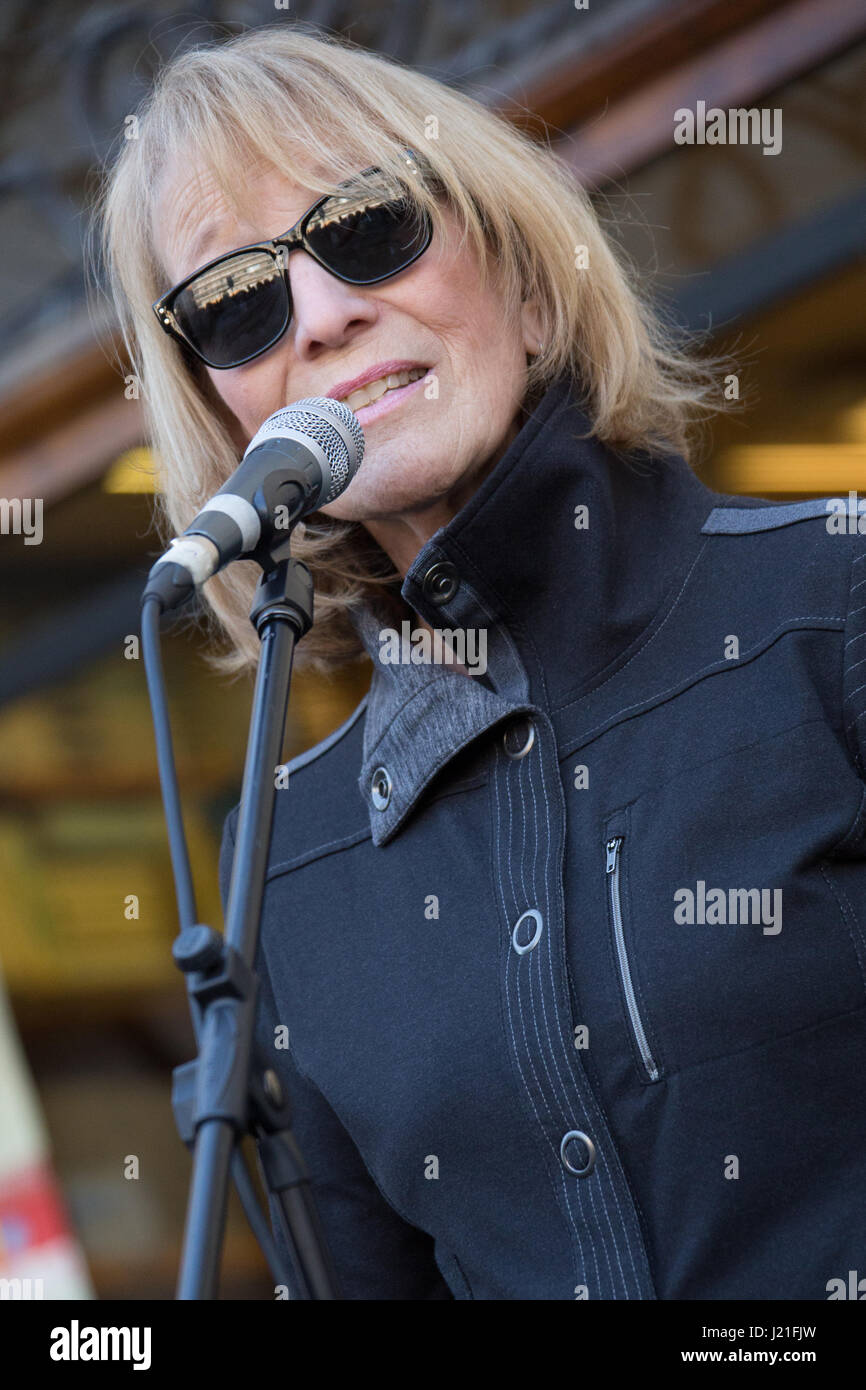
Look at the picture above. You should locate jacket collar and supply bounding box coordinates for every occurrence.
[349,371,720,845]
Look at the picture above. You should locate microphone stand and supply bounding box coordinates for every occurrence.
[168,546,342,1299]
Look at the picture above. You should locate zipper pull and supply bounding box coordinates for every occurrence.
[605,836,622,873]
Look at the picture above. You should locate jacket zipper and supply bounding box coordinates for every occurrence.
[605,835,660,1082]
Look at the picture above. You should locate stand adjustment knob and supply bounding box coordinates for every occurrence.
[172,924,224,973]
[263,1069,283,1107]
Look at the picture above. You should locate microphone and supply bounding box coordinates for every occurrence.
[143,397,364,611]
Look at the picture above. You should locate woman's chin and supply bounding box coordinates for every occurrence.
[321,458,462,524]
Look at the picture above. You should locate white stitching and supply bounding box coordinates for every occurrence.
[494,748,589,1292]
[518,755,617,1293]
[562,619,843,750]
[534,729,644,1297]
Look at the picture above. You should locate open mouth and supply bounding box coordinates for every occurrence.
[337,365,428,413]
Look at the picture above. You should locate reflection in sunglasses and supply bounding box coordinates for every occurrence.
[184,184,409,311]
[306,173,408,234]
[155,156,431,365]
[186,254,280,310]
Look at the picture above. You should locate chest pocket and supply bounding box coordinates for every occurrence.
[600,718,866,1080]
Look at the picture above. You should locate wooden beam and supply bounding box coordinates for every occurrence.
[0,310,127,452]
[555,0,866,188]
[497,0,791,138]
[3,0,863,511]
[0,391,143,507]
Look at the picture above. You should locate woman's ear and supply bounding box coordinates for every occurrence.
[520,296,545,356]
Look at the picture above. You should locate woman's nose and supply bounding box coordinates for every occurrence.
[287,250,379,358]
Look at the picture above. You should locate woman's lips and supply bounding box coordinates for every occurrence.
[348,371,428,426]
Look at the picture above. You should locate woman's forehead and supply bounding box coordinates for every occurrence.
[152,155,323,283]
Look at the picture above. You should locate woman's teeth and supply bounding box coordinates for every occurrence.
[341,366,426,412]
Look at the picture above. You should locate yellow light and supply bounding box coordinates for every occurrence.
[714,445,866,495]
[103,448,161,494]
[839,402,866,442]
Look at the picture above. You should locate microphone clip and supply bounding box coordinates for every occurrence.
[249,555,314,640]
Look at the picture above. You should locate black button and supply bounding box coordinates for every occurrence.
[422,561,459,605]
[503,717,535,760]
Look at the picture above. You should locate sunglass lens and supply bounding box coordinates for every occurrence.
[304,185,430,283]
[173,249,289,367]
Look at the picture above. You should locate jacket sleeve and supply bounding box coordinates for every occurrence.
[219,812,453,1300]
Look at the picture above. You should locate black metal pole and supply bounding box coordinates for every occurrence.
[174,559,339,1299]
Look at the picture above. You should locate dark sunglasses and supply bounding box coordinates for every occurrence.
[152,150,433,369]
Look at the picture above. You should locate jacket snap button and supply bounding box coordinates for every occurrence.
[560,1130,596,1177]
[511,908,543,954]
[503,717,535,759]
[371,766,392,810]
[422,561,459,605]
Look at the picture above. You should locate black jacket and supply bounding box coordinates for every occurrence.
[221,373,866,1299]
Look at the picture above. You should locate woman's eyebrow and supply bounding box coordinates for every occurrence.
[180,219,260,277]
[180,221,234,274]
[183,223,218,270]
[168,176,328,280]
[159,173,228,277]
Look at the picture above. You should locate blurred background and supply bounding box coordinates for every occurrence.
[0,0,863,1298]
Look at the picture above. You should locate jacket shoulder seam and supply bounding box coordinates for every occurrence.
[701,498,837,534]
[558,618,844,753]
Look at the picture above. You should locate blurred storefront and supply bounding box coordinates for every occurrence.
[0,0,864,1297]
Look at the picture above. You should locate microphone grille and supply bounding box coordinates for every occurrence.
[245,397,364,505]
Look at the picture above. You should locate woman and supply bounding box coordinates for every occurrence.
[98,25,866,1300]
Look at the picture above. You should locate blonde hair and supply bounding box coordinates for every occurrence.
[94,22,725,675]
